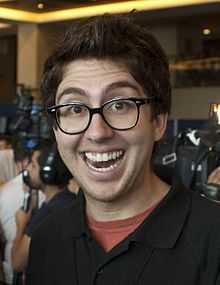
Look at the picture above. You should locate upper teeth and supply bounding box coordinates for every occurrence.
[85,151,123,162]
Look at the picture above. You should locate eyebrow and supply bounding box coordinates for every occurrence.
[104,81,141,95]
[57,80,142,103]
[57,87,86,102]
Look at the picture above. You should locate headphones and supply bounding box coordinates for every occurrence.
[39,143,73,186]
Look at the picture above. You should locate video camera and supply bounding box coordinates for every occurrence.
[154,103,220,202]
[9,84,51,148]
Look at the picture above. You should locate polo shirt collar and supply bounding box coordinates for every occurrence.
[130,185,191,249]
[64,186,191,250]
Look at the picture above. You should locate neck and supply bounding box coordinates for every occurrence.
[44,185,62,202]
[85,172,170,222]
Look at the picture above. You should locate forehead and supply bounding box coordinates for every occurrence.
[56,59,143,102]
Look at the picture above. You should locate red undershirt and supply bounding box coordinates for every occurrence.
[87,203,158,252]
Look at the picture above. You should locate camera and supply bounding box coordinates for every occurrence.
[9,84,51,148]
[153,103,220,202]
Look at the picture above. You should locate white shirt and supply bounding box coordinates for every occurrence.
[0,149,16,185]
[0,174,45,284]
[0,174,24,284]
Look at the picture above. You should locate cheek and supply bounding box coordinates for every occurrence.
[54,129,71,150]
[54,129,79,160]
[131,115,156,144]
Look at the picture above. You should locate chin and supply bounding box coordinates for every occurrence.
[84,183,125,203]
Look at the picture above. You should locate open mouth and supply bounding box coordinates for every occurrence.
[83,150,124,172]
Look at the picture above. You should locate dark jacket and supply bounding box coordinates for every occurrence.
[26,187,220,285]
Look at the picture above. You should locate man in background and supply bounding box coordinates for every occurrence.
[11,143,76,274]
[0,142,45,285]
[0,142,31,284]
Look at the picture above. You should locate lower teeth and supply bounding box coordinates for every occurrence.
[87,159,118,171]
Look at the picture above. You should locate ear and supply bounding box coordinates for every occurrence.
[153,113,168,142]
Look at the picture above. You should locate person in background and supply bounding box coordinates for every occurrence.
[0,141,44,285]
[0,135,14,186]
[208,166,220,185]
[67,177,79,195]
[0,224,5,284]
[11,143,76,274]
[0,151,16,187]
[0,135,13,151]
[26,14,220,285]
[0,141,31,285]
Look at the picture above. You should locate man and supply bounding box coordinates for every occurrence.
[11,143,75,273]
[26,14,220,285]
[0,141,33,284]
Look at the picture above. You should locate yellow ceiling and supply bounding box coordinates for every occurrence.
[0,0,220,23]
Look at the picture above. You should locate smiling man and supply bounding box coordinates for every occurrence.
[26,14,220,285]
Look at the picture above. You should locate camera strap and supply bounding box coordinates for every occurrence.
[189,143,211,189]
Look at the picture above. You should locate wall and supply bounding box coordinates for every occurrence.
[17,24,39,90]
[149,23,220,120]
[172,87,220,119]
[0,35,16,103]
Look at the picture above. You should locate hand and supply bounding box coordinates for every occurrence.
[15,208,32,235]
[207,167,220,185]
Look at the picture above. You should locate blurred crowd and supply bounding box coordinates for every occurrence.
[0,135,79,285]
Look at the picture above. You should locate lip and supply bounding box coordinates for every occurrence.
[80,149,125,181]
[80,147,124,153]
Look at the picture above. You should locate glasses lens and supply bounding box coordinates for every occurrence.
[103,99,138,130]
[56,103,89,134]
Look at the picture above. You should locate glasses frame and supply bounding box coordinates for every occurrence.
[47,97,155,135]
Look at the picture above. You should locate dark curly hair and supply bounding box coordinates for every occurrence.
[41,13,171,125]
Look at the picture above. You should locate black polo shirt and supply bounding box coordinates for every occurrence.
[26,190,76,237]
[26,187,220,285]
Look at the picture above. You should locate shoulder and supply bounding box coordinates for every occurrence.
[0,175,24,209]
[0,174,23,194]
[189,190,220,223]
[172,184,220,221]
[46,190,76,211]
[180,188,220,247]
[31,195,80,241]
[167,185,220,240]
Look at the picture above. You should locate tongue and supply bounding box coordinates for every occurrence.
[88,159,117,169]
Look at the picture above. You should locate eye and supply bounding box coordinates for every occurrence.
[71,105,83,114]
[59,104,88,117]
[107,100,134,114]
[112,102,125,111]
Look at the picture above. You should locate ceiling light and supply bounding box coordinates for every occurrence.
[209,103,220,125]
[37,3,44,9]
[203,28,211,35]
[0,0,220,23]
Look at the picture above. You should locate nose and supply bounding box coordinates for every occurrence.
[84,113,114,142]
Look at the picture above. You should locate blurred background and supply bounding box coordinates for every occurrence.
[0,0,220,136]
